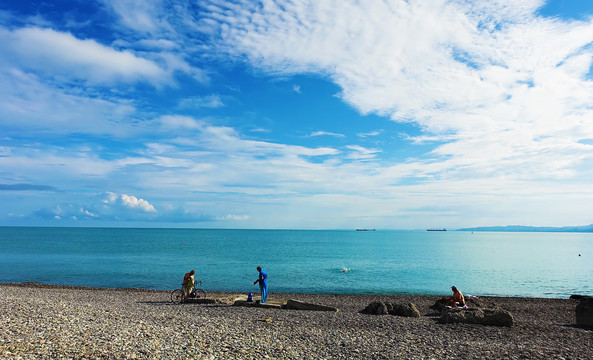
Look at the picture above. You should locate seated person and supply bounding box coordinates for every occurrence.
[446,285,465,307]
[183,270,195,297]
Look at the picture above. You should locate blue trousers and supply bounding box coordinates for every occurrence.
[259,283,268,303]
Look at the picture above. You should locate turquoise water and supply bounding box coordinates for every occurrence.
[1,227,591,298]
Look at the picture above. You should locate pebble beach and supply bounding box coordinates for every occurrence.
[1,283,591,359]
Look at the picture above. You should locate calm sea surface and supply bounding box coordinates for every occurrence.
[1,227,591,298]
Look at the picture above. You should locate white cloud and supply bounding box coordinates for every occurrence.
[0,27,167,85]
[4,1,593,229]
[103,192,155,212]
[357,130,382,138]
[120,194,156,212]
[137,38,179,50]
[0,68,139,136]
[179,95,225,109]
[345,145,381,160]
[0,148,120,181]
[159,115,203,129]
[217,214,250,221]
[309,131,345,138]
[249,128,271,133]
[200,0,593,181]
[103,192,118,204]
[101,0,170,34]
[184,122,341,157]
[293,84,301,93]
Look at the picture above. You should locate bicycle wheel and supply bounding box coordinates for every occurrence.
[195,289,206,299]
[171,289,185,304]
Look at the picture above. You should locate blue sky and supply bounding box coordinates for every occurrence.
[1,0,593,229]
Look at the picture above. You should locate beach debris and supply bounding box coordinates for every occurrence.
[360,302,420,318]
[232,300,282,309]
[283,299,339,312]
[257,317,273,323]
[440,307,514,327]
[576,297,593,328]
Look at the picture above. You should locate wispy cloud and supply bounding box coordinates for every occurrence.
[200,0,593,181]
[179,95,225,109]
[308,131,345,138]
[28,192,215,223]
[159,115,203,130]
[32,204,98,221]
[0,69,138,136]
[0,183,57,191]
[357,130,382,138]
[100,0,171,34]
[345,145,381,160]
[2,1,593,229]
[217,214,250,221]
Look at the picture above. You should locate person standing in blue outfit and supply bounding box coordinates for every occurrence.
[253,266,268,303]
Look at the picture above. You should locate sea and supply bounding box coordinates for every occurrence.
[1,227,591,299]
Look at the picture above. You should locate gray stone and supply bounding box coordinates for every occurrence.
[429,298,447,312]
[576,298,593,327]
[481,309,514,327]
[440,307,514,327]
[360,301,386,315]
[389,303,421,318]
[570,294,592,300]
[360,302,420,317]
[360,301,389,315]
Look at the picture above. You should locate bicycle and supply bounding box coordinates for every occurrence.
[171,280,207,304]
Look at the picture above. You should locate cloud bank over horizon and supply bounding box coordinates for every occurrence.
[1,0,593,229]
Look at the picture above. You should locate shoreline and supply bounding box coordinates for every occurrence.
[2,283,591,359]
[1,282,582,300]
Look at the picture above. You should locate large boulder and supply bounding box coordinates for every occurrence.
[440,307,514,327]
[429,298,447,312]
[360,301,389,315]
[360,302,420,317]
[388,303,421,318]
[576,298,593,327]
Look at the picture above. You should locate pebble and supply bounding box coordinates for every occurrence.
[0,284,590,359]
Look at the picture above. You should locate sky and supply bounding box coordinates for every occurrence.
[1,0,593,230]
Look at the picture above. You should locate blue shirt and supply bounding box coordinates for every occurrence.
[259,269,268,285]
